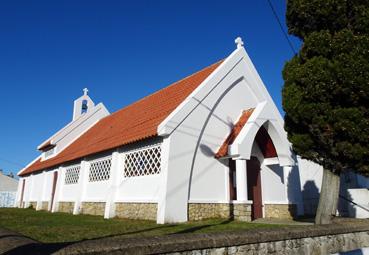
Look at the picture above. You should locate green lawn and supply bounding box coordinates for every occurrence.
[0,208,284,243]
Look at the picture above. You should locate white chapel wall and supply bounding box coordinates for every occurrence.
[167,60,260,203]
[30,172,44,201]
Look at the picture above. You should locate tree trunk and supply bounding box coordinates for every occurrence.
[315,168,340,224]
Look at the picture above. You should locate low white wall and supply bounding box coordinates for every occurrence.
[30,173,43,201]
[42,170,56,202]
[83,181,111,202]
[297,158,323,215]
[116,175,162,202]
[261,164,286,203]
[60,183,79,202]
[347,188,369,219]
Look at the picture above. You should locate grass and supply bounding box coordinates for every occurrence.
[0,208,285,243]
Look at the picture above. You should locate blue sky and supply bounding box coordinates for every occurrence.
[0,1,301,176]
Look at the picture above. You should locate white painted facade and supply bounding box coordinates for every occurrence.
[16,39,368,223]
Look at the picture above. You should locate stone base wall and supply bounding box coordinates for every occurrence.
[168,231,369,255]
[58,202,75,214]
[264,204,296,219]
[188,203,252,221]
[115,203,157,221]
[29,201,37,209]
[41,202,49,211]
[81,202,105,216]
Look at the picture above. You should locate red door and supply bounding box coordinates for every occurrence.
[50,172,58,211]
[247,157,263,219]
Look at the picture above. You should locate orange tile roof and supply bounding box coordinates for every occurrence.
[19,60,222,176]
[215,109,254,159]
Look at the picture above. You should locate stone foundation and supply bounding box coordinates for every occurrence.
[58,202,75,214]
[81,202,105,216]
[264,204,296,219]
[29,202,37,209]
[41,201,49,211]
[115,203,157,221]
[188,203,252,221]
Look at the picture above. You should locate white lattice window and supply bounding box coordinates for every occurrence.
[124,144,161,177]
[64,164,81,185]
[88,156,112,182]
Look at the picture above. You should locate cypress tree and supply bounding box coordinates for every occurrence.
[283,0,369,224]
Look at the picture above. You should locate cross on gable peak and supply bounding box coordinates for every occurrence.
[235,37,244,49]
[83,88,89,96]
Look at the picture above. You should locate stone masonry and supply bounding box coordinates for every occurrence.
[115,203,157,221]
[81,202,105,216]
[29,201,37,209]
[41,201,48,211]
[188,203,252,221]
[58,202,74,214]
[264,204,296,219]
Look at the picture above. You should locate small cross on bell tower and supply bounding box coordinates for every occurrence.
[235,37,244,49]
[83,88,89,96]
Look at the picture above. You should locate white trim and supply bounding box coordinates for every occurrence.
[114,199,158,203]
[263,157,279,166]
[157,47,245,136]
[188,199,253,204]
[263,200,290,204]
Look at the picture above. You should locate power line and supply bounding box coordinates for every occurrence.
[266,0,297,55]
[0,157,25,168]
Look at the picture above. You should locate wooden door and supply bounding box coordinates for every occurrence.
[20,179,25,208]
[247,157,263,219]
[50,171,58,211]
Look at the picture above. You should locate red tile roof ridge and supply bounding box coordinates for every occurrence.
[108,59,224,118]
[215,108,255,159]
[19,59,224,176]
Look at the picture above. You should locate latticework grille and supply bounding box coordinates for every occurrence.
[88,156,112,182]
[123,144,161,177]
[64,164,81,185]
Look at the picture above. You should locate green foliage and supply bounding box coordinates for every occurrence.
[283,1,369,175]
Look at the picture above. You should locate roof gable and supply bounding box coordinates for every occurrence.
[20,60,222,176]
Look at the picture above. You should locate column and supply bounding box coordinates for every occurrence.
[104,151,122,219]
[73,160,89,215]
[236,159,248,202]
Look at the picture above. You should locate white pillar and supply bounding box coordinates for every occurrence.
[236,159,248,202]
[73,161,89,215]
[283,166,292,202]
[156,137,187,224]
[104,152,122,219]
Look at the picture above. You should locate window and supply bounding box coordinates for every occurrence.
[123,144,161,177]
[64,164,81,185]
[44,147,55,158]
[88,156,112,182]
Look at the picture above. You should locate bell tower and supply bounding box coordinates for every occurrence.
[73,88,95,121]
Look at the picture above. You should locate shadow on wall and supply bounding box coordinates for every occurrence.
[338,172,357,217]
[301,180,320,216]
[286,164,303,218]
